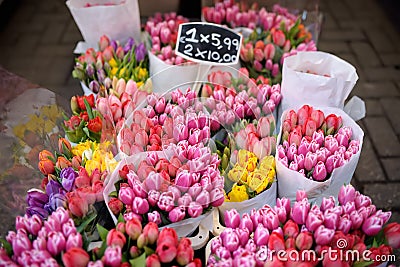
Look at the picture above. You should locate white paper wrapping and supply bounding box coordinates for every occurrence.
[66,0,141,49]
[218,181,277,218]
[103,151,214,237]
[280,51,359,112]
[276,106,364,205]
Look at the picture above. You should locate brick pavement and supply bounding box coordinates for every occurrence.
[0,0,399,242]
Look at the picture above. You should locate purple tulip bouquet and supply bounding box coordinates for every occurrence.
[207,185,400,267]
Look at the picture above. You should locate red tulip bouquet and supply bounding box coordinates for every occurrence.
[207,186,400,267]
[63,94,103,143]
[275,105,364,203]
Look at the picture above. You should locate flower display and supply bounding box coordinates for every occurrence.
[144,12,190,65]
[109,140,224,226]
[225,150,275,202]
[72,35,149,95]
[208,185,400,266]
[276,105,361,181]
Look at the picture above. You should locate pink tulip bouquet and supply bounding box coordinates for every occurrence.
[106,141,225,232]
[276,105,361,182]
[208,185,400,267]
[144,12,190,66]
[72,35,149,96]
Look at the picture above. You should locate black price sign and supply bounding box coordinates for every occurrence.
[175,22,242,65]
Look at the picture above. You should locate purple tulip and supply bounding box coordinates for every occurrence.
[47,231,66,256]
[304,152,317,171]
[157,192,174,212]
[224,209,241,229]
[147,190,160,207]
[312,161,327,181]
[362,215,383,236]
[118,186,135,206]
[349,210,364,230]
[45,193,66,213]
[291,199,310,225]
[188,201,203,218]
[254,224,270,246]
[148,211,162,225]
[60,167,77,191]
[135,43,146,62]
[337,214,352,234]
[132,197,149,215]
[196,190,210,208]
[168,206,186,223]
[26,190,48,209]
[46,180,63,197]
[306,211,324,232]
[314,225,334,245]
[338,184,356,205]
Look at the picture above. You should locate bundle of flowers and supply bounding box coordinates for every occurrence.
[29,137,117,223]
[107,140,225,227]
[225,150,275,202]
[93,218,202,267]
[95,77,149,136]
[202,0,259,29]
[72,35,149,95]
[208,185,400,266]
[63,94,103,143]
[144,12,190,65]
[118,88,212,156]
[240,19,316,84]
[202,68,282,126]
[276,105,361,181]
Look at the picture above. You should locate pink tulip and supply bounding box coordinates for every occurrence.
[337,215,352,234]
[291,199,310,225]
[304,152,317,171]
[12,232,32,257]
[338,184,356,205]
[125,218,142,240]
[210,188,225,207]
[263,209,280,231]
[314,225,334,246]
[188,202,203,218]
[306,211,324,232]
[168,206,186,223]
[312,161,327,181]
[264,43,275,59]
[375,210,392,225]
[148,211,162,225]
[272,29,286,46]
[335,132,349,147]
[47,231,66,256]
[118,186,135,206]
[286,143,297,161]
[362,215,383,236]
[293,154,305,170]
[224,209,241,229]
[254,224,270,246]
[324,208,339,230]
[355,193,372,209]
[62,247,90,267]
[303,118,317,137]
[349,210,363,230]
[103,246,122,267]
[132,197,149,215]
[157,192,175,212]
[239,213,254,233]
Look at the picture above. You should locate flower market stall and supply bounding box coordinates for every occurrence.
[0,0,399,266]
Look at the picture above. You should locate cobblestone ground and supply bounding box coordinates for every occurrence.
[0,0,399,260]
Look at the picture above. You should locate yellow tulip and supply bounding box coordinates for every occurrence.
[227,184,249,202]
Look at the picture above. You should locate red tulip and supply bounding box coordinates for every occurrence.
[106,229,126,248]
[176,238,194,266]
[268,232,285,252]
[87,116,102,133]
[384,222,400,249]
[62,247,90,267]
[146,254,161,267]
[68,196,88,218]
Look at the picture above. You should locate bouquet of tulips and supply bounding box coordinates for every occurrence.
[63,94,104,143]
[0,207,203,267]
[276,105,364,203]
[208,185,400,267]
[105,140,225,236]
[72,35,149,96]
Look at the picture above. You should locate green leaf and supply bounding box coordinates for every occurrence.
[144,246,155,256]
[0,238,12,256]
[84,98,94,120]
[118,213,125,223]
[353,261,373,267]
[62,142,73,159]
[372,237,379,248]
[129,252,146,267]
[109,191,118,198]
[96,224,109,242]
[76,212,97,233]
